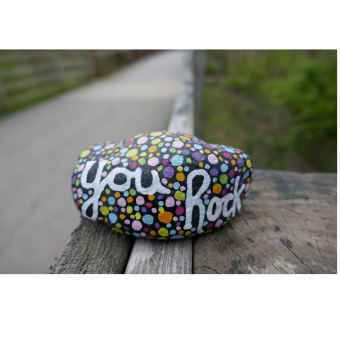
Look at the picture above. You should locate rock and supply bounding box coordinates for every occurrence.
[71,131,254,240]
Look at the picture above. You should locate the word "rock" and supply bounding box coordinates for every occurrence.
[71,131,254,240]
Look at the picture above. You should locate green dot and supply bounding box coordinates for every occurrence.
[107,149,113,154]
[220,174,228,184]
[126,148,138,157]
[186,158,192,164]
[170,147,176,153]
[107,166,111,170]
[158,142,164,147]
[105,189,110,194]
[149,154,153,158]
[100,206,109,216]
[91,157,96,160]
[116,223,121,228]
[242,166,246,173]
[129,189,136,196]
[140,152,147,157]
[151,138,161,145]
[75,179,80,186]
[80,149,90,158]
[199,150,204,154]
[157,165,163,172]
[134,133,143,138]
[158,227,169,237]
[177,150,182,154]
[125,232,131,235]
[175,191,185,201]
[138,158,146,165]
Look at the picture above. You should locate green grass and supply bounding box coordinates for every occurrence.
[201,50,337,172]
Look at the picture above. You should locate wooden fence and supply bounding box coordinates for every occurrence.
[0,50,154,116]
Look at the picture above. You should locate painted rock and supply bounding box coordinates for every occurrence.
[71,131,254,240]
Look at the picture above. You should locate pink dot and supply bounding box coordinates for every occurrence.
[176,200,181,206]
[111,158,120,165]
[163,154,169,159]
[176,206,184,215]
[140,232,146,237]
[146,203,152,208]
[118,198,126,207]
[207,190,211,194]
[162,178,168,185]
[99,201,103,206]
[166,197,175,207]
[78,164,84,172]
[77,188,83,198]
[137,136,148,144]
[136,196,144,205]
[88,190,93,195]
[222,189,227,195]
[132,220,142,231]
[176,226,181,231]
[152,208,157,213]
[129,162,136,169]
[245,183,250,191]
[165,143,170,146]
[124,219,130,224]
[208,154,218,164]
[101,171,107,177]
[123,162,128,167]
[172,140,184,148]
[207,223,213,229]
[229,169,235,177]
[180,186,186,191]
[173,216,178,222]
[163,159,169,165]
[105,143,115,149]
[121,208,126,212]
[215,219,223,227]
[148,157,159,166]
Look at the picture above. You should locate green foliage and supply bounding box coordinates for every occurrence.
[202,50,337,172]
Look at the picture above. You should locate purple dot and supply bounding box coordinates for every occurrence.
[163,167,175,178]
[114,207,119,212]
[183,149,190,155]
[176,222,181,226]
[155,223,160,228]
[123,226,129,230]
[141,207,147,213]
[237,158,245,167]
[192,152,205,162]
[72,176,76,184]
[158,195,163,200]
[210,168,218,176]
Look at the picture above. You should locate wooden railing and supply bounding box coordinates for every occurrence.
[0,50,154,116]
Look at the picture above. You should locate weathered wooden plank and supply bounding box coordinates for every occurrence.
[125,51,197,274]
[49,218,133,274]
[193,170,337,274]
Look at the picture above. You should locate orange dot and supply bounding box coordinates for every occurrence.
[199,162,203,167]
[176,172,185,181]
[104,155,109,159]
[231,160,236,165]
[213,183,222,194]
[148,195,155,201]
[233,154,238,158]
[104,218,108,223]
[247,177,251,182]
[88,145,94,149]
[219,156,223,161]
[158,211,173,224]
[178,230,184,235]
[156,153,160,156]
[148,146,157,153]
[150,230,157,236]
[115,192,120,198]
[131,156,138,161]
[127,197,133,203]
[205,149,211,153]
[119,214,125,220]
[102,197,107,202]
[186,144,191,147]
[115,153,120,157]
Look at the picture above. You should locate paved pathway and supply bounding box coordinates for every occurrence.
[0,51,184,273]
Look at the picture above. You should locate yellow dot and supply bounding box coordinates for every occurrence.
[233,154,238,158]
[185,231,191,236]
[176,172,185,181]
[135,212,141,220]
[134,133,143,138]
[156,153,160,156]
[175,191,185,201]
[150,131,162,137]
[109,206,113,211]
[177,166,183,171]
[168,183,173,188]
[151,138,161,145]
[100,206,109,216]
[158,207,164,213]
[130,214,135,219]
[80,149,90,158]
[219,156,223,161]
[127,206,133,214]
[104,218,108,223]
[158,228,169,237]
[112,228,123,234]
[79,199,83,204]
[247,159,252,168]
[186,144,191,147]
[126,149,138,157]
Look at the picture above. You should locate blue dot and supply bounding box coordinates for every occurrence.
[73,193,77,200]
[223,221,228,226]
[74,169,78,174]
[95,151,101,155]
[82,194,88,200]
[184,166,189,172]
[141,145,148,150]
[150,136,155,140]
[171,155,184,166]
[166,223,172,228]
[116,143,123,147]
[124,191,129,197]
[203,221,208,226]
[179,216,185,221]
[194,144,202,149]
[134,205,140,211]
[221,164,228,172]
[93,145,102,151]
[213,178,217,182]
[226,183,230,189]
[142,214,154,225]
[231,178,235,184]
[242,153,248,159]
[170,230,176,235]
[205,164,210,169]
[204,199,210,205]
[121,158,127,163]
[243,170,250,180]
[109,213,117,224]
[132,233,140,237]
[165,137,173,141]
[158,201,164,206]
[108,197,115,205]
[120,147,129,154]
[161,148,167,152]
[78,158,83,163]
[191,227,197,232]
[109,157,114,160]
[171,235,184,239]
[173,182,180,190]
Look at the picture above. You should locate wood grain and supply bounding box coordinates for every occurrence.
[193,170,337,274]
[49,218,134,274]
